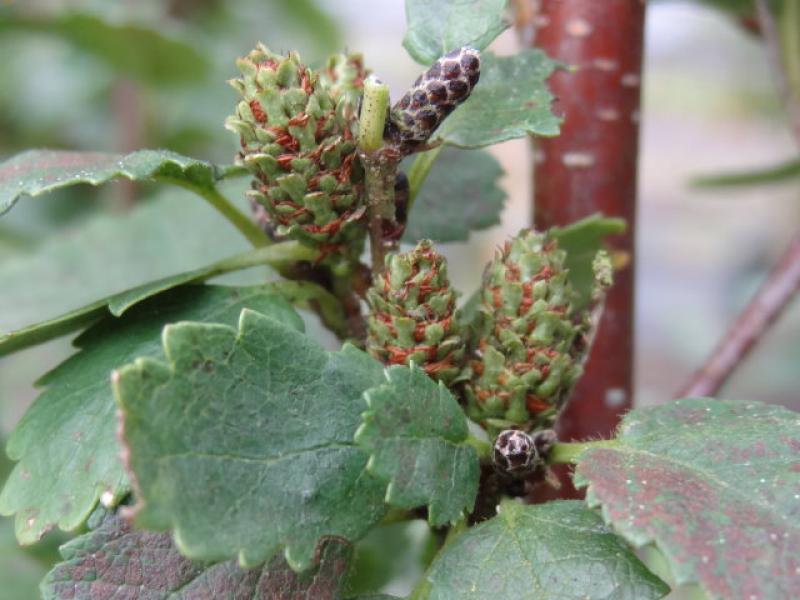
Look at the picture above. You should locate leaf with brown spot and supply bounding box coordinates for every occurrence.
[574,398,800,599]
[41,513,352,600]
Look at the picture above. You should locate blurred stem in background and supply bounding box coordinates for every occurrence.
[111,78,144,209]
[679,0,800,397]
[679,232,800,397]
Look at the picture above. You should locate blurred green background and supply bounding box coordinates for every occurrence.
[0,1,798,598]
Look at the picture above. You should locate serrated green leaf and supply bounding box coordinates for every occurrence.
[0,13,209,86]
[436,49,560,147]
[574,398,800,600]
[692,158,800,188]
[115,310,388,571]
[42,513,352,600]
[0,190,257,349]
[550,214,626,311]
[0,285,303,545]
[403,0,509,65]
[356,365,479,526]
[0,149,238,217]
[403,148,505,243]
[424,500,669,599]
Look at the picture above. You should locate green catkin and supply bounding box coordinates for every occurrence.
[367,240,465,384]
[225,44,367,266]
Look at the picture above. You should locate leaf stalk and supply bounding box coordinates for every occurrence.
[548,439,620,465]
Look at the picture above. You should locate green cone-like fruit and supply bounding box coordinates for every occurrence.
[367,240,464,384]
[225,44,366,264]
[464,230,589,433]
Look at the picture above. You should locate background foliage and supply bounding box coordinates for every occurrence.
[1,0,799,598]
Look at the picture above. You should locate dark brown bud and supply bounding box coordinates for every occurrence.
[493,429,558,478]
[494,430,535,476]
[386,47,481,154]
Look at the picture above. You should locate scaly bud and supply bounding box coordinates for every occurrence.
[386,47,480,154]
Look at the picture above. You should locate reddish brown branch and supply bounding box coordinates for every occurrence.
[678,232,800,398]
[528,0,645,442]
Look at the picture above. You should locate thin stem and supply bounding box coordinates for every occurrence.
[442,517,468,546]
[358,75,398,273]
[406,145,443,211]
[161,177,271,248]
[408,573,432,600]
[677,232,800,398]
[756,0,800,148]
[548,440,620,465]
[357,76,390,153]
[362,158,398,272]
[182,241,319,281]
[0,241,323,358]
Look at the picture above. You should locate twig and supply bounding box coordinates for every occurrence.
[362,156,399,271]
[357,76,398,273]
[755,0,800,148]
[678,232,800,398]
